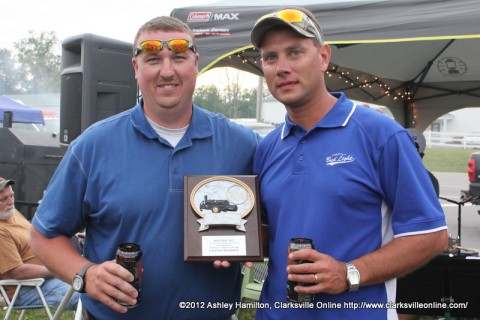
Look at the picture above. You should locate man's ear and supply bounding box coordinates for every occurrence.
[319,44,332,72]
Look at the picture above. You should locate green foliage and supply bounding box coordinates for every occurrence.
[13,31,61,93]
[194,84,224,114]
[0,49,22,93]
[423,147,477,173]
[0,308,74,319]
[236,298,258,320]
[0,31,60,94]
[194,84,257,118]
[236,88,257,118]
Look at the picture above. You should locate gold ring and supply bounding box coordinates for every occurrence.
[314,274,318,284]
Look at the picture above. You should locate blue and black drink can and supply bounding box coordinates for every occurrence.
[287,238,314,303]
[116,243,142,308]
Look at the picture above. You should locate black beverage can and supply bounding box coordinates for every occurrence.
[287,238,314,303]
[116,243,142,308]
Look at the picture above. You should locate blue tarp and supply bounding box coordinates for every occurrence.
[0,95,45,124]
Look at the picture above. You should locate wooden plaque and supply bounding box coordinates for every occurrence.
[184,175,264,262]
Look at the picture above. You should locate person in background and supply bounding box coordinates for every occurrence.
[406,128,440,197]
[30,16,258,319]
[250,7,447,319]
[0,177,79,310]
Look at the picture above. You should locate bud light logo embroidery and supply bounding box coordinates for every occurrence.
[326,153,355,166]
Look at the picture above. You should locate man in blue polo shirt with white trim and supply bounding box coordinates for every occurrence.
[30,16,258,319]
[250,7,447,320]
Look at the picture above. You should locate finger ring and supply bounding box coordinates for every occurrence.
[314,274,318,284]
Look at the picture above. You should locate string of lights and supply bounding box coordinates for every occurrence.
[223,48,418,126]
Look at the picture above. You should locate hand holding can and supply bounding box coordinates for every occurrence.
[287,238,314,303]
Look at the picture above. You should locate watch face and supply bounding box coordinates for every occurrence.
[72,275,84,291]
[348,270,360,284]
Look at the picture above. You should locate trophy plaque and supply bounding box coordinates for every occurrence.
[184,175,264,262]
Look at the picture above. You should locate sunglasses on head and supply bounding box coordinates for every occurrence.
[273,9,305,23]
[134,39,196,56]
[259,9,323,44]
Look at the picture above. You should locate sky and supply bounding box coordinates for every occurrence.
[0,0,217,50]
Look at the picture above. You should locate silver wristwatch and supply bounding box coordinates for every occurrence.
[345,261,360,291]
[72,262,95,293]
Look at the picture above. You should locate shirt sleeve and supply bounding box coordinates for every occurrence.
[378,131,447,236]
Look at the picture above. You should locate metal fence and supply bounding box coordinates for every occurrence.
[425,131,480,149]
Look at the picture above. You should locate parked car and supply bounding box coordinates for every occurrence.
[461,152,480,207]
[230,118,276,138]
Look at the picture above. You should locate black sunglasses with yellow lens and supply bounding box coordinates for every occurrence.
[134,39,196,56]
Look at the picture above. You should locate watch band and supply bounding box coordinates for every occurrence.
[78,262,96,277]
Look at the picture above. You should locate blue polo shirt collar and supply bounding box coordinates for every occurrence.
[281,92,356,139]
[130,99,213,140]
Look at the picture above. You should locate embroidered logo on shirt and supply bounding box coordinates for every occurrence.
[326,153,355,166]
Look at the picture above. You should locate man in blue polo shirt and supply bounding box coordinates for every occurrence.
[250,7,448,319]
[30,16,258,319]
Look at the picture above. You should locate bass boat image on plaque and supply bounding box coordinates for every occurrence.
[184,175,263,262]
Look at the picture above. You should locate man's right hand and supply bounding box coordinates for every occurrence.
[85,260,137,313]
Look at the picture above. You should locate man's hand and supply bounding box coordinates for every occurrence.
[286,249,347,295]
[212,261,253,269]
[84,260,138,313]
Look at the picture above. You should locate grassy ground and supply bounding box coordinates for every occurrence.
[237,298,257,320]
[423,147,478,173]
[0,306,464,320]
[0,307,75,319]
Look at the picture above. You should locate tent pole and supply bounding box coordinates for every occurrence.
[256,76,263,122]
[404,101,412,128]
[3,111,13,128]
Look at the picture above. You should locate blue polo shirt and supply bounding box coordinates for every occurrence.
[33,102,258,319]
[253,93,446,320]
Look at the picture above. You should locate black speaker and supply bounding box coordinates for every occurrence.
[60,33,137,144]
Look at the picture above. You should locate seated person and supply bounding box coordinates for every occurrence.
[0,177,79,310]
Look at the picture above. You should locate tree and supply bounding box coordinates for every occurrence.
[223,70,243,118]
[236,88,257,118]
[193,84,225,114]
[0,49,22,94]
[194,83,257,119]
[13,31,61,93]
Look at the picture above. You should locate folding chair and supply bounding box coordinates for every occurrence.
[73,298,83,320]
[0,278,53,320]
[52,285,83,320]
[51,234,86,320]
[240,258,269,302]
